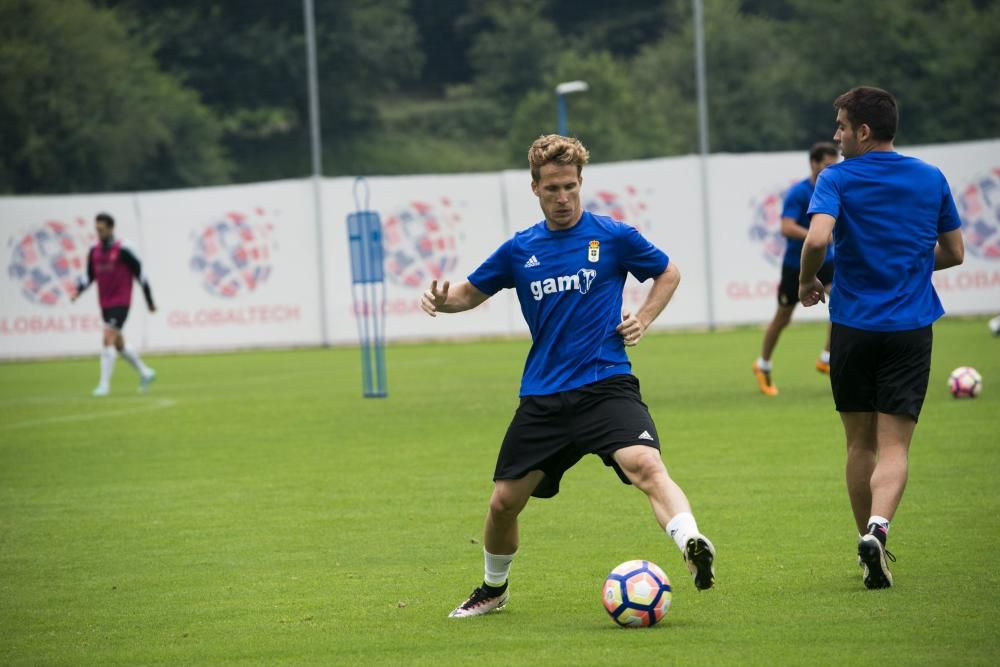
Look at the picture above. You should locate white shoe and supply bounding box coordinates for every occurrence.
[684,534,716,590]
[92,385,110,397]
[448,583,509,618]
[139,369,157,393]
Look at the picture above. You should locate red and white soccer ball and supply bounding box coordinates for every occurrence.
[602,559,672,627]
[948,366,982,398]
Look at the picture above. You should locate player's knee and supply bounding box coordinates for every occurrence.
[624,449,666,486]
[488,488,526,517]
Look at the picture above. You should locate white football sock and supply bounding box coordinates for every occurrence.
[119,346,151,376]
[666,512,700,552]
[820,350,831,363]
[755,357,772,372]
[99,345,117,388]
[867,515,890,532]
[483,548,515,587]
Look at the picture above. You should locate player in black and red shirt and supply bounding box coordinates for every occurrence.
[71,213,157,396]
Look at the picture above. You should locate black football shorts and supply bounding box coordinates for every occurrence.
[494,374,661,498]
[830,323,933,421]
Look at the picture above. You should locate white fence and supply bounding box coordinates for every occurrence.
[2,139,998,359]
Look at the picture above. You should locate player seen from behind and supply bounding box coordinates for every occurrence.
[799,87,965,589]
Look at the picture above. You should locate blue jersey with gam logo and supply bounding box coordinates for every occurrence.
[468,211,668,396]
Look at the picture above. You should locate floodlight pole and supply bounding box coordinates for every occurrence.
[555,80,589,135]
[304,0,329,345]
[693,0,716,330]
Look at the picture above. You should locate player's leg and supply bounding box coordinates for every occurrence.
[816,264,835,374]
[854,412,914,590]
[612,445,690,528]
[484,472,544,554]
[818,320,832,373]
[840,411,877,534]
[583,376,714,590]
[857,325,932,589]
[449,471,543,618]
[754,266,798,395]
[760,303,795,364]
[870,412,915,522]
[450,394,561,619]
[115,332,156,391]
[612,445,715,590]
[94,318,119,396]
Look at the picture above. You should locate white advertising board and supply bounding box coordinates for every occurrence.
[0,193,141,358]
[909,140,1000,316]
[136,179,323,351]
[2,138,996,359]
[322,173,515,344]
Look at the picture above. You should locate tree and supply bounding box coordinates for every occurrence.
[0,0,228,193]
[463,0,563,109]
[508,50,661,162]
[783,0,1000,146]
[107,0,425,181]
[630,0,798,155]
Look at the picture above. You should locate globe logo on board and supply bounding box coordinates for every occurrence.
[382,197,463,288]
[748,184,793,267]
[189,209,276,298]
[586,186,653,233]
[6,217,93,306]
[956,167,1000,260]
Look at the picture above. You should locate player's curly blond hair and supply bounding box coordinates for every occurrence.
[528,134,590,182]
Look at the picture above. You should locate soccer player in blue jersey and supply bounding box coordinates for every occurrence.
[799,87,965,589]
[752,142,839,396]
[421,135,716,618]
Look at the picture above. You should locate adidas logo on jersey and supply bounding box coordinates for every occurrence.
[637,430,654,441]
[529,268,597,301]
[524,255,541,268]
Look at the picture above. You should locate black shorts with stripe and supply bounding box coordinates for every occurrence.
[494,374,660,499]
[101,306,130,330]
[830,323,933,421]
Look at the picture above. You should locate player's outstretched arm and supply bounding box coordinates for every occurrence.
[617,263,680,347]
[421,279,489,317]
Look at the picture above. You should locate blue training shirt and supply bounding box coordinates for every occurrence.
[781,177,834,268]
[468,211,669,396]
[807,150,961,332]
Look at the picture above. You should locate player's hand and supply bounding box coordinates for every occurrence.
[616,310,647,347]
[420,279,450,317]
[799,277,826,307]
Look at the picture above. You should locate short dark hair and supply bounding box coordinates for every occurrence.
[833,86,897,142]
[95,212,115,227]
[809,142,839,163]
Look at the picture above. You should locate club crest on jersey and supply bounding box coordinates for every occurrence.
[588,240,600,263]
[529,268,597,301]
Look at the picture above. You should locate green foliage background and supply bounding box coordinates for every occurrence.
[2,0,998,193]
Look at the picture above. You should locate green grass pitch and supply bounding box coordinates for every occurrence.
[1,318,997,665]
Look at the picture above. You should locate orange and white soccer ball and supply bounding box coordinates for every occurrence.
[948,366,982,398]
[602,560,672,627]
